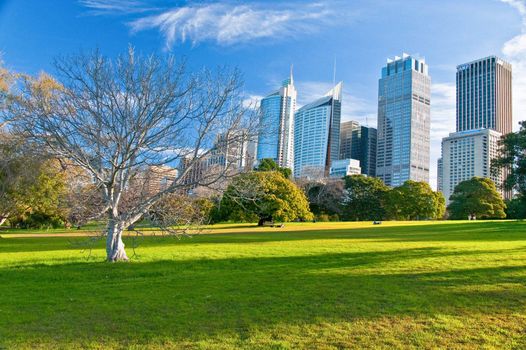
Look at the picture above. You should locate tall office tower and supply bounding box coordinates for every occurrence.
[339,120,360,159]
[294,82,342,178]
[257,70,297,171]
[339,121,377,176]
[456,56,512,135]
[441,129,503,203]
[376,53,431,186]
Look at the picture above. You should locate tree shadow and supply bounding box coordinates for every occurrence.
[1,247,525,346]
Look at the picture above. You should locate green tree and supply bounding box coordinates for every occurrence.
[10,159,69,228]
[447,177,506,220]
[492,121,526,196]
[221,171,313,225]
[342,175,389,221]
[255,158,292,179]
[385,181,445,220]
[505,198,526,220]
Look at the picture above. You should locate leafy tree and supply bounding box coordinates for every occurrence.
[385,180,445,220]
[9,159,69,228]
[447,177,506,220]
[492,121,526,196]
[342,175,389,221]
[256,158,292,179]
[221,171,313,225]
[505,198,526,220]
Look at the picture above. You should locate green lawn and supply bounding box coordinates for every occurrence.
[1,221,526,349]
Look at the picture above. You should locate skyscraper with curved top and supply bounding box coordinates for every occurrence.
[294,82,342,179]
[257,70,296,171]
[376,53,431,187]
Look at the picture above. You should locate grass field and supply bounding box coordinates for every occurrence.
[1,221,526,349]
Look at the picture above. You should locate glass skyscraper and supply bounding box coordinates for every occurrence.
[339,121,377,177]
[376,53,431,187]
[257,71,296,171]
[293,82,342,178]
[456,56,512,135]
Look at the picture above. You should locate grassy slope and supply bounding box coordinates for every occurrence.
[1,221,526,349]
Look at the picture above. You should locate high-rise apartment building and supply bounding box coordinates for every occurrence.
[339,121,377,176]
[456,56,512,135]
[376,54,431,186]
[294,82,342,178]
[257,71,297,171]
[441,129,503,203]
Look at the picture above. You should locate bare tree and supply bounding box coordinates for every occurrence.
[9,49,257,261]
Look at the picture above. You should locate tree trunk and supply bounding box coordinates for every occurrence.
[106,220,129,262]
[0,216,7,227]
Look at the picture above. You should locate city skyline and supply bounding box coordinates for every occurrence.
[1,0,526,188]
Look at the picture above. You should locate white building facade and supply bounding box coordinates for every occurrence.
[441,129,503,203]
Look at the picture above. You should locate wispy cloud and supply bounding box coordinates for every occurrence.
[128,2,338,47]
[500,0,526,129]
[80,0,153,15]
[80,0,348,47]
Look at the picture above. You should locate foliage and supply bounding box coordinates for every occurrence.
[492,120,526,196]
[1,221,526,349]
[505,197,526,220]
[447,177,506,220]
[385,180,445,220]
[221,171,313,225]
[9,159,69,228]
[342,175,389,220]
[255,158,292,179]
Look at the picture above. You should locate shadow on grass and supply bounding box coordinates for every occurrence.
[1,246,525,345]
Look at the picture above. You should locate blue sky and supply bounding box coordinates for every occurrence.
[1,0,525,188]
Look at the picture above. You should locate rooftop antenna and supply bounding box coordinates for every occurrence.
[290,63,294,84]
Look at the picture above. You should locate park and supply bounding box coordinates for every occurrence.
[1,220,525,349]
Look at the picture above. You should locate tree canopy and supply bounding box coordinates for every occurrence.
[221,171,313,225]
[447,177,506,220]
[342,175,389,221]
[385,180,445,220]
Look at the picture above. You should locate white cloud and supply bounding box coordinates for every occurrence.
[80,0,153,15]
[501,0,526,130]
[127,2,338,47]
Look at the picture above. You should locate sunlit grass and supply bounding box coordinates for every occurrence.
[1,221,526,349]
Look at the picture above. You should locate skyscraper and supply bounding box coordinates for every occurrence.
[257,70,296,171]
[294,82,342,178]
[439,56,512,201]
[376,53,431,187]
[339,121,377,176]
[456,56,512,135]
